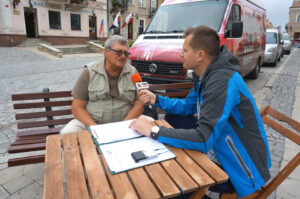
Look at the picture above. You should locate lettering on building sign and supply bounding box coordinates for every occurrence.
[86,1,105,9]
[32,1,62,9]
[45,0,68,3]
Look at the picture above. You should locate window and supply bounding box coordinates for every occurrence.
[297,14,300,23]
[139,0,146,8]
[150,0,157,14]
[49,11,61,29]
[139,18,145,32]
[128,0,134,5]
[266,32,277,44]
[71,13,81,30]
[225,4,241,37]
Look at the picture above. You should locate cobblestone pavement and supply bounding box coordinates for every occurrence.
[0,47,299,199]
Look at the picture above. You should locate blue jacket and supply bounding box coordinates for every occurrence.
[155,46,271,197]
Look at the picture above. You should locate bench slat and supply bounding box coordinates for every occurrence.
[149,82,193,90]
[63,133,89,199]
[11,138,46,146]
[12,91,71,101]
[14,100,72,109]
[44,135,64,199]
[8,143,46,153]
[78,131,114,199]
[17,118,73,129]
[17,127,62,137]
[8,155,45,167]
[160,91,190,98]
[15,109,72,120]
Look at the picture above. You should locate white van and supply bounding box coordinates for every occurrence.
[263,29,283,66]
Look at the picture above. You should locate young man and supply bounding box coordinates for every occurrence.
[130,26,271,198]
[60,35,143,134]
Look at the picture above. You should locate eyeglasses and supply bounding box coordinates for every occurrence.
[107,47,131,57]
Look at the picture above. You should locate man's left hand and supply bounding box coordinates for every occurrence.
[129,116,154,137]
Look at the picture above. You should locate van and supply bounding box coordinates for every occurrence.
[263,29,283,66]
[129,0,266,82]
[282,33,292,54]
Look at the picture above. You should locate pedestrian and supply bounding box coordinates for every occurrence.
[130,26,271,198]
[60,35,144,135]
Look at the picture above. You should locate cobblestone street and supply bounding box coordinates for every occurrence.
[0,47,299,199]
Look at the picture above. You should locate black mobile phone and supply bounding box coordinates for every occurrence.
[131,151,147,162]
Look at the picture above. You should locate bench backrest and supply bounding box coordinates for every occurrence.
[12,89,73,133]
[149,82,193,98]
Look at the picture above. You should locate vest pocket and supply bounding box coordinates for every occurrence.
[88,88,106,102]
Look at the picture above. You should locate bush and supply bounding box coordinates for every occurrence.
[128,41,134,47]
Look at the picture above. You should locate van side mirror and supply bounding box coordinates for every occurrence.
[138,26,144,35]
[280,40,284,45]
[231,21,243,38]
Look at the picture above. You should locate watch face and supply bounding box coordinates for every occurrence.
[152,126,159,134]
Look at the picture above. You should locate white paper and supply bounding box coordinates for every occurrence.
[100,137,176,174]
[89,120,142,145]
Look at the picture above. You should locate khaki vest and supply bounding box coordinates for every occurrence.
[86,57,137,124]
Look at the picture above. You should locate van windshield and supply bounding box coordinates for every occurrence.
[145,0,228,33]
[266,33,277,44]
[283,34,290,40]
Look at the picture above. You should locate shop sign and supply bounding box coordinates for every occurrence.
[45,0,68,3]
[32,1,62,9]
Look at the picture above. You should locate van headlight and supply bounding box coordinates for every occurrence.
[267,47,276,53]
[185,70,194,80]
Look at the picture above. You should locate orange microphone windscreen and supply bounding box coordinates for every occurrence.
[131,73,142,84]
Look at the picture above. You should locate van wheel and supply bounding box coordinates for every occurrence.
[248,61,260,79]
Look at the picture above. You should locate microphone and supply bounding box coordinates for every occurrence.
[131,73,152,109]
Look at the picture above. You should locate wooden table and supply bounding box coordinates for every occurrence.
[43,120,228,199]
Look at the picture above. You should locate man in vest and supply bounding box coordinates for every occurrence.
[60,35,144,134]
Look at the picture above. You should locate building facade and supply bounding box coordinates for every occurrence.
[109,0,158,40]
[289,0,300,41]
[0,0,108,46]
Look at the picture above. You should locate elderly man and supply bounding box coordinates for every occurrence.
[60,35,144,134]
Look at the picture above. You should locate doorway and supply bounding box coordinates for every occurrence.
[128,22,133,39]
[89,15,97,40]
[24,7,38,38]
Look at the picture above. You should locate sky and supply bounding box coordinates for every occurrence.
[264,0,294,31]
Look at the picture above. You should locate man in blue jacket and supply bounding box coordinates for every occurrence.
[130,26,271,198]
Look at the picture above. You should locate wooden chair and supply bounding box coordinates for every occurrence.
[8,88,73,166]
[220,105,300,199]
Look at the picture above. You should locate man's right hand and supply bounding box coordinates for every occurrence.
[138,90,156,105]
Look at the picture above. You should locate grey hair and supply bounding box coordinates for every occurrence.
[104,35,129,48]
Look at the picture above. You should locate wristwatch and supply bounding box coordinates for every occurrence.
[150,126,160,139]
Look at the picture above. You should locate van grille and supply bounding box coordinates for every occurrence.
[131,60,183,76]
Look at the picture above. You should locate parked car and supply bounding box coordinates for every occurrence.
[129,0,266,81]
[282,33,292,54]
[263,29,283,66]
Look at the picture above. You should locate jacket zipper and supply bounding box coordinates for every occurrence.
[226,136,255,188]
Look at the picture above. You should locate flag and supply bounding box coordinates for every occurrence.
[99,18,104,36]
[121,12,133,28]
[113,11,121,27]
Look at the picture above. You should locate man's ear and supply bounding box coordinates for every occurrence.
[196,50,206,63]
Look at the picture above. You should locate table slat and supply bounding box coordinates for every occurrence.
[78,131,114,199]
[100,154,138,199]
[128,168,161,199]
[161,158,198,193]
[170,147,215,187]
[44,135,64,199]
[185,150,228,184]
[63,133,89,199]
[145,164,180,198]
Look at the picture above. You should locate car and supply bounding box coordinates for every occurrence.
[282,33,292,54]
[263,29,283,66]
[129,0,266,81]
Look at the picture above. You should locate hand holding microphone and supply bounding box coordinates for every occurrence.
[131,73,154,109]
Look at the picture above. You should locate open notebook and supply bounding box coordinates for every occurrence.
[88,120,176,174]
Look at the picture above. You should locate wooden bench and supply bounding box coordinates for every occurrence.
[8,88,73,167]
[220,105,300,199]
[8,82,193,167]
